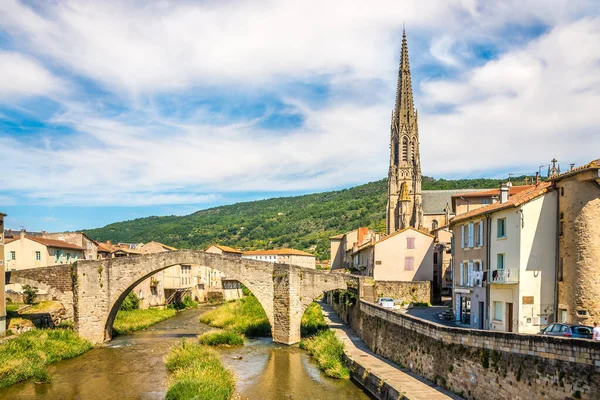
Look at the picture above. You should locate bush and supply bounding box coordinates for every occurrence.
[119,291,140,312]
[301,302,328,337]
[165,340,234,400]
[299,329,349,379]
[22,285,38,305]
[198,330,244,346]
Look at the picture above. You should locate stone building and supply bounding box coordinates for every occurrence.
[41,231,98,261]
[330,227,380,272]
[0,212,5,335]
[201,244,244,301]
[551,159,600,324]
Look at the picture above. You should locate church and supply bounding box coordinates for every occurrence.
[386,30,483,235]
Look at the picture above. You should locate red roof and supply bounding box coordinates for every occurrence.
[25,236,84,250]
[451,182,553,224]
[452,185,534,198]
[208,244,243,254]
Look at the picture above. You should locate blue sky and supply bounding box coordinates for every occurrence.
[1,0,599,232]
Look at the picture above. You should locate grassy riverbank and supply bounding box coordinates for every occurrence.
[0,329,92,388]
[199,296,271,337]
[198,330,244,346]
[299,329,349,379]
[165,340,235,400]
[113,308,176,334]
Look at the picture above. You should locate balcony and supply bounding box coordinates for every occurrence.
[490,268,519,284]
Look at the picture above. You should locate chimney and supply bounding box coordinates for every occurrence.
[107,240,111,245]
[535,172,540,185]
[20,229,26,239]
[500,183,509,204]
[570,163,575,171]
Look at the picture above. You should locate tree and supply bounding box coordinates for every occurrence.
[22,285,39,305]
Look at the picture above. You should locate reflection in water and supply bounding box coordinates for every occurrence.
[0,307,368,400]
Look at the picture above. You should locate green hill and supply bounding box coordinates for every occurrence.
[84,176,530,260]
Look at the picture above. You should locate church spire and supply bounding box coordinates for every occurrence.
[393,28,416,130]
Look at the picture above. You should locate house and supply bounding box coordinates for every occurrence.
[330,227,380,272]
[451,181,556,333]
[202,245,244,301]
[5,230,84,271]
[551,159,600,324]
[41,231,98,261]
[242,248,316,269]
[371,227,434,282]
[0,212,6,335]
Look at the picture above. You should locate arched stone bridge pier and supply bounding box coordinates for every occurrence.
[8,250,350,344]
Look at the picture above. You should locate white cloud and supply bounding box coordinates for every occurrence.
[0,52,62,99]
[0,0,599,207]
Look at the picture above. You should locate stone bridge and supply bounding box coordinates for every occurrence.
[6,250,352,344]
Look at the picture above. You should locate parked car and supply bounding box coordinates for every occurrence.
[377,297,395,308]
[538,324,593,339]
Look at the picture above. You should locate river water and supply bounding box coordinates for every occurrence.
[0,307,369,400]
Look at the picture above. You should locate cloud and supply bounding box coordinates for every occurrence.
[0,52,62,99]
[0,0,598,210]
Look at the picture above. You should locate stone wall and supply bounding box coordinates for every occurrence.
[6,264,74,293]
[330,294,600,400]
[373,280,431,304]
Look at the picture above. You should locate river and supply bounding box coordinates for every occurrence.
[0,307,369,400]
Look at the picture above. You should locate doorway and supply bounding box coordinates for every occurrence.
[478,302,485,329]
[506,302,514,332]
[461,297,471,325]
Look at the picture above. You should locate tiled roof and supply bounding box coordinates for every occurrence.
[140,241,177,252]
[25,236,84,250]
[550,158,600,181]
[243,248,314,257]
[374,226,434,246]
[211,244,242,254]
[450,182,553,225]
[452,185,534,198]
[96,241,114,252]
[330,234,345,240]
[112,246,143,255]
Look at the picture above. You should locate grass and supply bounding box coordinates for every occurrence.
[199,296,271,337]
[301,302,328,337]
[0,329,92,388]
[113,307,176,335]
[198,330,244,346]
[299,329,349,379]
[165,340,235,400]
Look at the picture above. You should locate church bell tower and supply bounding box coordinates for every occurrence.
[386,29,423,235]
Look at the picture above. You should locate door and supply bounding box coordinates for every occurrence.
[506,303,514,332]
[461,297,471,325]
[478,302,485,329]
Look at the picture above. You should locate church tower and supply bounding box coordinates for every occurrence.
[386,29,423,235]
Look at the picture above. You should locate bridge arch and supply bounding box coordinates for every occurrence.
[102,255,274,341]
[70,250,349,344]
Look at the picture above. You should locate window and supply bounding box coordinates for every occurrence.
[394,143,399,165]
[402,137,408,161]
[407,237,415,249]
[432,220,439,231]
[10,251,15,261]
[405,256,414,271]
[559,213,564,236]
[35,251,41,261]
[482,198,491,205]
[497,254,505,269]
[473,222,480,247]
[559,309,568,323]
[561,187,564,197]
[494,302,503,321]
[497,218,506,238]
[558,258,564,282]
[433,252,439,264]
[55,250,61,262]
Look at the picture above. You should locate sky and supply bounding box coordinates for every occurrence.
[1,0,599,232]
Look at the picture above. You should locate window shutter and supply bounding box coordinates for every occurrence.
[468,223,474,247]
[405,256,414,271]
[468,261,474,286]
[461,225,465,249]
[479,221,484,246]
[459,262,464,285]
